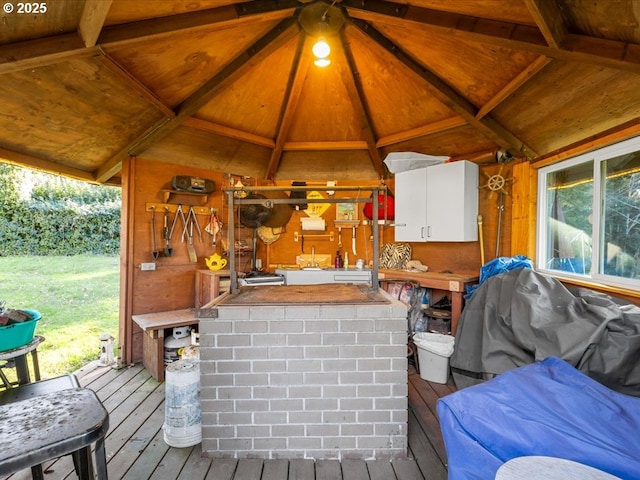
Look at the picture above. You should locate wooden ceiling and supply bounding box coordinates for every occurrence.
[1,0,640,184]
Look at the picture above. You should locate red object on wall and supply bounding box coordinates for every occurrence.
[363,193,395,220]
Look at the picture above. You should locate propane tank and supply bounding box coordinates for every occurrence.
[164,326,192,366]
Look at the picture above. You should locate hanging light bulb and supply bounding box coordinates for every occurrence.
[312,18,331,67]
[312,38,330,59]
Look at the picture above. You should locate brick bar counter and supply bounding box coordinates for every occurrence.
[198,284,408,460]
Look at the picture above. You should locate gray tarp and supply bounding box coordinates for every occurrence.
[451,268,640,396]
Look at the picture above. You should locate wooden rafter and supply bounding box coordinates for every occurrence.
[79,0,114,48]
[265,33,311,180]
[342,0,640,75]
[98,0,300,46]
[523,0,568,49]
[0,147,96,183]
[96,50,176,119]
[184,118,275,149]
[338,28,385,178]
[348,18,537,159]
[475,55,552,120]
[0,34,97,74]
[376,117,467,148]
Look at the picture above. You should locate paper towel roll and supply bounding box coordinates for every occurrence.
[301,217,326,231]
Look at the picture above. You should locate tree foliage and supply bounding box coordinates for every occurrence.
[0,163,121,255]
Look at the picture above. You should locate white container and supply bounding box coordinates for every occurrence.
[413,332,455,384]
[163,359,201,447]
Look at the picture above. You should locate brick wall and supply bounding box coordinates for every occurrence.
[199,297,408,460]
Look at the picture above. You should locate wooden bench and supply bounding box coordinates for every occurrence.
[132,309,198,382]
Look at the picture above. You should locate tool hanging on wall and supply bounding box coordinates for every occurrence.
[477,214,485,265]
[204,208,222,247]
[495,193,506,258]
[351,224,357,256]
[163,207,173,256]
[150,206,160,260]
[182,207,203,263]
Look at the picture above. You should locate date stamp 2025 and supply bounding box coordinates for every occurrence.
[3,2,48,14]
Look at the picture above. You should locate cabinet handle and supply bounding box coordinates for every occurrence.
[427,226,432,238]
[421,227,425,239]
[395,223,407,227]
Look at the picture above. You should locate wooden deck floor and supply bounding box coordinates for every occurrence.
[3,360,455,480]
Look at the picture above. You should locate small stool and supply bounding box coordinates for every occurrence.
[0,335,44,389]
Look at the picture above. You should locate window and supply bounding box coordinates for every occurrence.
[537,137,640,290]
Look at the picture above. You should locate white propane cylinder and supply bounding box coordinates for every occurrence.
[164,326,192,366]
[163,359,201,447]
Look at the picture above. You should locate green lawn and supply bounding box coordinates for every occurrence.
[0,255,120,378]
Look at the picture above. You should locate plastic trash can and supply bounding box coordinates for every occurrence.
[413,332,455,383]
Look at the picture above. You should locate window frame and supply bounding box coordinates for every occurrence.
[536,136,640,291]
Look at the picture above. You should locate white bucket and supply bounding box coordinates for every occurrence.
[413,332,455,384]
[163,359,201,447]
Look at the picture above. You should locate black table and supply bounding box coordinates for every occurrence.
[0,375,109,480]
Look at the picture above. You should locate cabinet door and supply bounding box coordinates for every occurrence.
[394,168,427,242]
[426,161,478,241]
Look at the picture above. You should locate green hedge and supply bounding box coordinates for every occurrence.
[0,164,121,256]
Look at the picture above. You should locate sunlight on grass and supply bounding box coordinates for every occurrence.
[0,255,119,378]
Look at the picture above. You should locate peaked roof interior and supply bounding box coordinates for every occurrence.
[2,0,640,184]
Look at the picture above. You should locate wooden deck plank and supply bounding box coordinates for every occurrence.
[407,409,447,480]
[261,459,289,480]
[391,458,423,480]
[104,386,166,478]
[205,459,239,480]
[316,459,342,480]
[342,459,369,480]
[120,410,171,480]
[230,459,263,480]
[177,444,213,480]
[366,459,397,480]
[407,376,448,465]
[288,458,315,480]
[151,445,195,480]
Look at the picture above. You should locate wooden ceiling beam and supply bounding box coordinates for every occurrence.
[98,0,299,46]
[265,33,311,180]
[476,55,552,120]
[523,0,568,49]
[283,141,368,151]
[342,0,640,75]
[349,18,537,159]
[184,118,275,149]
[376,116,467,147]
[338,29,386,178]
[127,18,300,157]
[96,50,176,118]
[0,147,97,183]
[0,34,97,74]
[79,0,113,48]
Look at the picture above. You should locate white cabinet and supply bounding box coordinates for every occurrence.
[394,160,478,242]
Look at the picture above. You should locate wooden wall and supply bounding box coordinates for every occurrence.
[119,156,638,365]
[119,157,516,364]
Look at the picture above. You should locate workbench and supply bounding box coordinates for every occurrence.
[378,269,478,335]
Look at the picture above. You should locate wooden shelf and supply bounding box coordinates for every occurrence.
[162,189,209,204]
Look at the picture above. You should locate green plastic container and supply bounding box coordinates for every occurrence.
[0,309,41,352]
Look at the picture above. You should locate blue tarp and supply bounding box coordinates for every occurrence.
[465,255,532,298]
[437,357,640,480]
